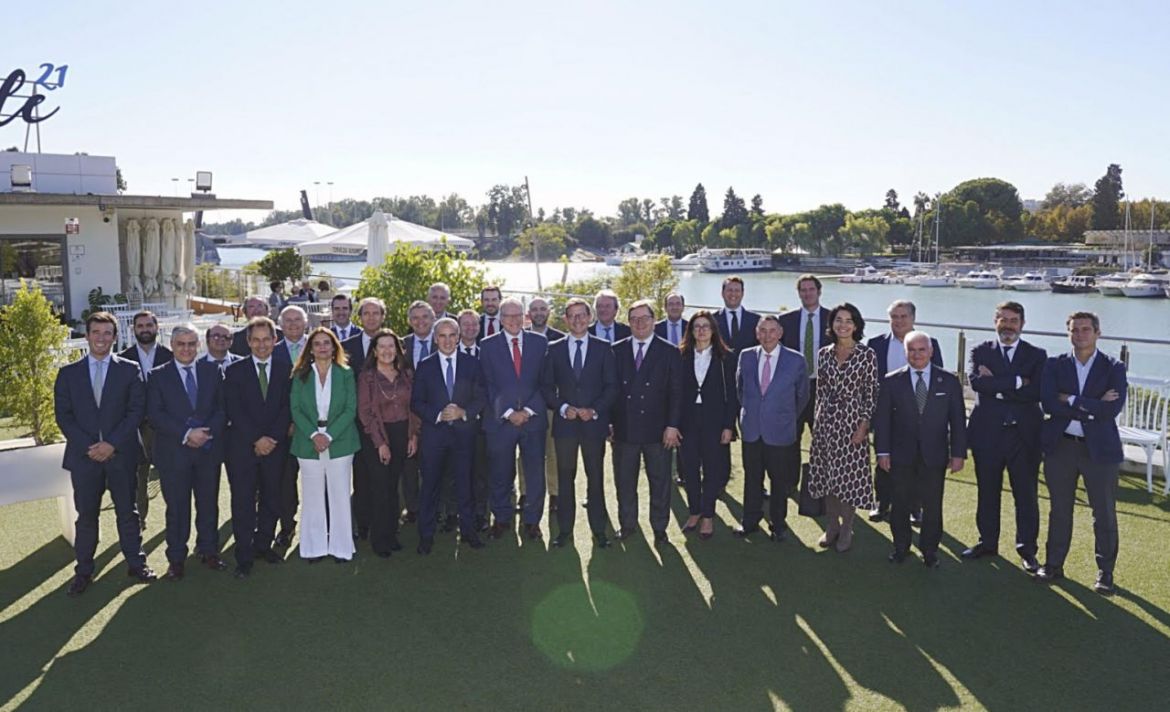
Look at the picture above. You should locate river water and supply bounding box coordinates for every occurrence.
[217,248,1170,380]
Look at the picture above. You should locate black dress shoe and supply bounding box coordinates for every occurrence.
[464,534,485,549]
[66,574,92,597]
[376,551,392,559]
[867,507,886,523]
[733,525,760,539]
[475,516,489,533]
[274,531,293,548]
[769,528,788,543]
[923,553,940,569]
[552,533,571,548]
[417,537,434,555]
[614,528,637,541]
[525,523,543,540]
[256,549,282,564]
[548,495,558,513]
[200,554,228,571]
[127,565,159,583]
[233,565,252,579]
[307,556,326,564]
[653,530,668,544]
[888,550,908,564]
[1034,565,1064,583]
[961,543,997,560]
[440,515,456,533]
[403,511,418,524]
[515,495,527,513]
[594,533,611,549]
[909,510,923,528]
[1093,571,1115,595]
[358,526,370,541]
[682,520,699,534]
[488,522,509,540]
[388,535,403,552]
[165,562,185,581]
[1020,555,1040,574]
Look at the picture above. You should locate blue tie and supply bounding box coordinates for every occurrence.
[670,322,679,346]
[605,326,612,342]
[445,357,455,400]
[573,339,584,379]
[183,365,198,409]
[420,339,430,360]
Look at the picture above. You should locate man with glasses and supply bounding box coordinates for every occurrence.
[203,324,242,372]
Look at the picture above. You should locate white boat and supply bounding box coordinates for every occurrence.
[1120,272,1170,298]
[671,252,702,270]
[956,270,1001,289]
[1096,272,1132,296]
[840,265,881,283]
[916,271,957,288]
[698,248,773,273]
[1003,272,1050,291]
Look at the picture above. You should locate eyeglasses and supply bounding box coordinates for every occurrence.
[208,333,231,340]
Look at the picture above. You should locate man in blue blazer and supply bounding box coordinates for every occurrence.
[875,331,967,568]
[410,318,487,554]
[119,310,173,531]
[146,324,228,580]
[779,274,832,492]
[588,289,631,343]
[54,312,155,596]
[540,298,619,548]
[203,323,243,372]
[223,317,292,579]
[1035,312,1127,595]
[961,301,1046,572]
[517,296,564,516]
[714,277,761,355]
[866,299,943,522]
[330,293,360,342]
[230,296,283,357]
[481,298,549,540]
[612,300,683,544]
[654,292,688,347]
[478,285,503,341]
[735,315,809,541]
[342,296,388,534]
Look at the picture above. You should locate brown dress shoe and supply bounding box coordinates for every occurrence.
[165,562,185,581]
[200,554,228,571]
[66,574,92,597]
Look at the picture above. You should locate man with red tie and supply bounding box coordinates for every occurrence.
[478,285,502,342]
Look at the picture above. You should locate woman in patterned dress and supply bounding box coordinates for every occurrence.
[807,302,878,552]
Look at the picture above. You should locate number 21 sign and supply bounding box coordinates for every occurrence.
[0,63,68,128]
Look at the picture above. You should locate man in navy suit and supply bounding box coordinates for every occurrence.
[456,308,490,530]
[343,296,387,534]
[330,293,360,342]
[779,274,832,492]
[714,277,760,355]
[119,310,173,530]
[654,292,688,347]
[875,331,967,567]
[866,299,943,522]
[404,301,448,527]
[1035,312,1127,595]
[735,315,809,541]
[612,300,683,544]
[478,285,503,341]
[54,311,155,596]
[410,317,487,554]
[402,301,436,369]
[223,317,292,579]
[203,323,243,372]
[481,298,549,540]
[230,296,283,357]
[271,304,308,547]
[428,282,455,322]
[541,298,619,548]
[961,301,1046,572]
[146,324,228,580]
[518,296,563,515]
[589,289,631,343]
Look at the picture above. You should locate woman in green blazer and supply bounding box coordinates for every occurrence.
[290,327,360,562]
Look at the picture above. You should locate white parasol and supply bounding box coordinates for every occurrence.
[125,219,143,295]
[182,219,197,295]
[142,218,160,298]
[160,218,177,300]
[366,210,389,268]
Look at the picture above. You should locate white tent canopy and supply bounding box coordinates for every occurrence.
[297,214,474,258]
[243,218,335,248]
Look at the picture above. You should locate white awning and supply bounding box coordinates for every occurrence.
[243,218,335,248]
[297,214,474,257]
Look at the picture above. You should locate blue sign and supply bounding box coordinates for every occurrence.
[0,63,67,127]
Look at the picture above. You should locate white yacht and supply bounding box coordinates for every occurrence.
[1120,272,1170,298]
[956,270,1001,289]
[840,265,882,283]
[1003,272,1050,292]
[916,271,957,288]
[698,248,773,273]
[1095,272,1132,296]
[672,252,703,270]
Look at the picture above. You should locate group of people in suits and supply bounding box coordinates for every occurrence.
[54,275,1127,598]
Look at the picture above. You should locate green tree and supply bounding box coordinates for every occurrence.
[254,248,311,288]
[1042,182,1091,209]
[612,254,678,318]
[672,220,700,253]
[0,281,65,444]
[841,213,890,257]
[573,216,612,250]
[721,187,749,228]
[514,223,569,260]
[687,183,710,224]
[1090,164,1124,230]
[487,184,529,236]
[750,194,765,217]
[925,178,1024,246]
[661,195,685,220]
[355,242,491,336]
[616,197,643,226]
[884,189,900,212]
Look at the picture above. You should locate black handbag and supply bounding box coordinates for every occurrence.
[797,463,824,517]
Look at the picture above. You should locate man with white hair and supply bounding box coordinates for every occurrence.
[231,296,283,356]
[428,282,454,322]
[146,324,228,579]
[273,304,309,547]
[274,304,309,366]
[589,290,630,343]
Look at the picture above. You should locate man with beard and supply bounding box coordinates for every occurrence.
[119,310,173,530]
[478,285,503,341]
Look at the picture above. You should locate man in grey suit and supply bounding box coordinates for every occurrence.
[735,315,809,541]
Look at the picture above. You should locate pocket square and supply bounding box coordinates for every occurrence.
[933,392,947,396]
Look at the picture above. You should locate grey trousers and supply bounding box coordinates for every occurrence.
[1043,436,1120,574]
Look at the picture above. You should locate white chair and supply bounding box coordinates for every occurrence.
[1117,377,1170,494]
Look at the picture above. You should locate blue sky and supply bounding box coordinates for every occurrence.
[7,1,1169,220]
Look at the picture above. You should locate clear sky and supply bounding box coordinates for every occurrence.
[7,0,1169,221]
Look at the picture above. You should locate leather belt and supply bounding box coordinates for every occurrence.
[317,420,328,427]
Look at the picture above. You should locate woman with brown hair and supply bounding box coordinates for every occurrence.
[357,328,419,558]
[677,310,738,540]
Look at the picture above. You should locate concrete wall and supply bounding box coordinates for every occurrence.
[0,152,117,194]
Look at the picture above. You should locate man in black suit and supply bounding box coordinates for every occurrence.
[541,297,619,548]
[456,308,489,530]
[223,317,292,579]
[1035,312,1127,595]
[54,312,156,596]
[271,304,308,547]
[404,301,454,529]
[330,293,360,342]
[119,310,174,531]
[713,276,760,355]
[457,308,482,358]
[478,285,503,341]
[428,282,455,322]
[779,274,832,491]
[342,296,387,536]
[145,324,228,580]
[875,331,967,567]
[865,299,943,522]
[611,299,683,544]
[230,296,283,356]
[526,296,565,343]
[654,292,688,347]
[518,296,563,515]
[589,289,631,343]
[962,301,1046,572]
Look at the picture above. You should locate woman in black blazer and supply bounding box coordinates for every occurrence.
[678,310,738,539]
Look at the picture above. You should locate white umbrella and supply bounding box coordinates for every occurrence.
[182,219,197,294]
[366,210,389,268]
[160,218,177,300]
[125,219,143,295]
[142,218,160,298]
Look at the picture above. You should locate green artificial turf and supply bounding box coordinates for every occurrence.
[1,449,1167,711]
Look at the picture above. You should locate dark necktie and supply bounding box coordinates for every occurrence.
[445,357,455,400]
[605,326,612,342]
[1003,345,1014,368]
[670,322,679,346]
[915,370,928,414]
[511,337,522,377]
[730,311,739,344]
[487,317,496,336]
[183,365,198,409]
[257,362,268,400]
[420,339,430,360]
[464,346,473,356]
[635,341,645,371]
[573,339,584,379]
[804,313,815,373]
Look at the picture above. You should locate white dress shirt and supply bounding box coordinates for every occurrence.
[1064,349,1098,437]
[724,307,743,337]
[411,332,434,367]
[886,333,908,374]
[501,331,534,419]
[559,336,595,419]
[693,346,712,403]
[435,351,464,424]
[314,364,333,443]
[757,345,780,386]
[135,343,159,380]
[175,359,200,444]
